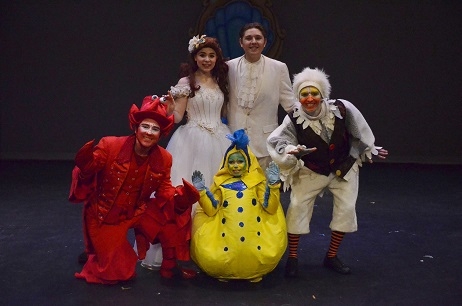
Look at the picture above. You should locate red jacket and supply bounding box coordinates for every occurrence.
[69,135,194,259]
[69,135,183,221]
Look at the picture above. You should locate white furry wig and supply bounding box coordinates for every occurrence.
[292,67,331,100]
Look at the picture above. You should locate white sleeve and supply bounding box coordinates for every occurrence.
[339,99,378,163]
[267,115,304,190]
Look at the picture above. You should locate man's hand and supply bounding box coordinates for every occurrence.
[287,145,317,158]
[368,147,389,163]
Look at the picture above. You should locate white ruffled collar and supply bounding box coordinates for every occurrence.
[236,56,264,109]
[293,100,342,136]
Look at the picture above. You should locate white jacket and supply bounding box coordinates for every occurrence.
[227,55,296,158]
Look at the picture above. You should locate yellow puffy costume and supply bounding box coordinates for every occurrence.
[191,130,287,281]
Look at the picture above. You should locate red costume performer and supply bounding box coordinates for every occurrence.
[69,95,199,284]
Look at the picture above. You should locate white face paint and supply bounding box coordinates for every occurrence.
[135,118,160,151]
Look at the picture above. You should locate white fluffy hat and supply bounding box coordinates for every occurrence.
[292,67,331,100]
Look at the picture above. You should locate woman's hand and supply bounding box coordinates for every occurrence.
[161,90,175,116]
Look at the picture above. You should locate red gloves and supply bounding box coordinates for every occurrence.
[75,139,96,179]
[174,179,200,214]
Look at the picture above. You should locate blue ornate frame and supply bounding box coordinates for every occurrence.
[190,0,285,59]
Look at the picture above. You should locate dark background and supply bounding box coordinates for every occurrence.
[1,2,462,305]
[1,1,461,164]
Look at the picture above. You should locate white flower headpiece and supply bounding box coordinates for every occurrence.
[188,34,206,53]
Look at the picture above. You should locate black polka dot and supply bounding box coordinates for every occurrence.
[257,231,261,236]
[224,247,228,251]
[222,218,226,224]
[252,199,257,206]
[240,236,245,242]
[222,233,225,237]
[239,222,244,227]
[256,216,261,222]
[223,200,228,207]
[257,246,261,250]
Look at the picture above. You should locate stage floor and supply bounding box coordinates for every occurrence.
[1,160,461,305]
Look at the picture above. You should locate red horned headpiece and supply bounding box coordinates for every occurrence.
[128,95,174,136]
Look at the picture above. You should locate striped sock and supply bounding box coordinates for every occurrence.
[327,231,345,258]
[288,233,300,258]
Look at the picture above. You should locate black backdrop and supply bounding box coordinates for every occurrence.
[1,1,461,164]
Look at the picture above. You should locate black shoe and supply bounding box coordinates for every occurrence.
[78,251,88,264]
[285,257,298,277]
[323,254,351,274]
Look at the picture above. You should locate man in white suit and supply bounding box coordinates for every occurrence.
[227,22,296,170]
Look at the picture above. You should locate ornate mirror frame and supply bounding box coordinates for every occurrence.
[190,0,286,59]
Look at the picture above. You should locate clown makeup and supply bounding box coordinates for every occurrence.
[227,152,247,177]
[299,86,322,115]
[194,47,217,74]
[135,118,160,155]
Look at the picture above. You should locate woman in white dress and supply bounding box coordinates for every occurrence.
[139,35,231,270]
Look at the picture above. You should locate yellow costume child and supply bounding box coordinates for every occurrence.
[190,129,287,282]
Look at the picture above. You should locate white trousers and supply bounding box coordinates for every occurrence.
[286,163,359,234]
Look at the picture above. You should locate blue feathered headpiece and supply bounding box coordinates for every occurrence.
[221,129,251,170]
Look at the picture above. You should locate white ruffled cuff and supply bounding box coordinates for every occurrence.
[358,146,381,166]
[277,145,304,191]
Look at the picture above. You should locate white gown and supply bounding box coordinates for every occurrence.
[138,83,231,268]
